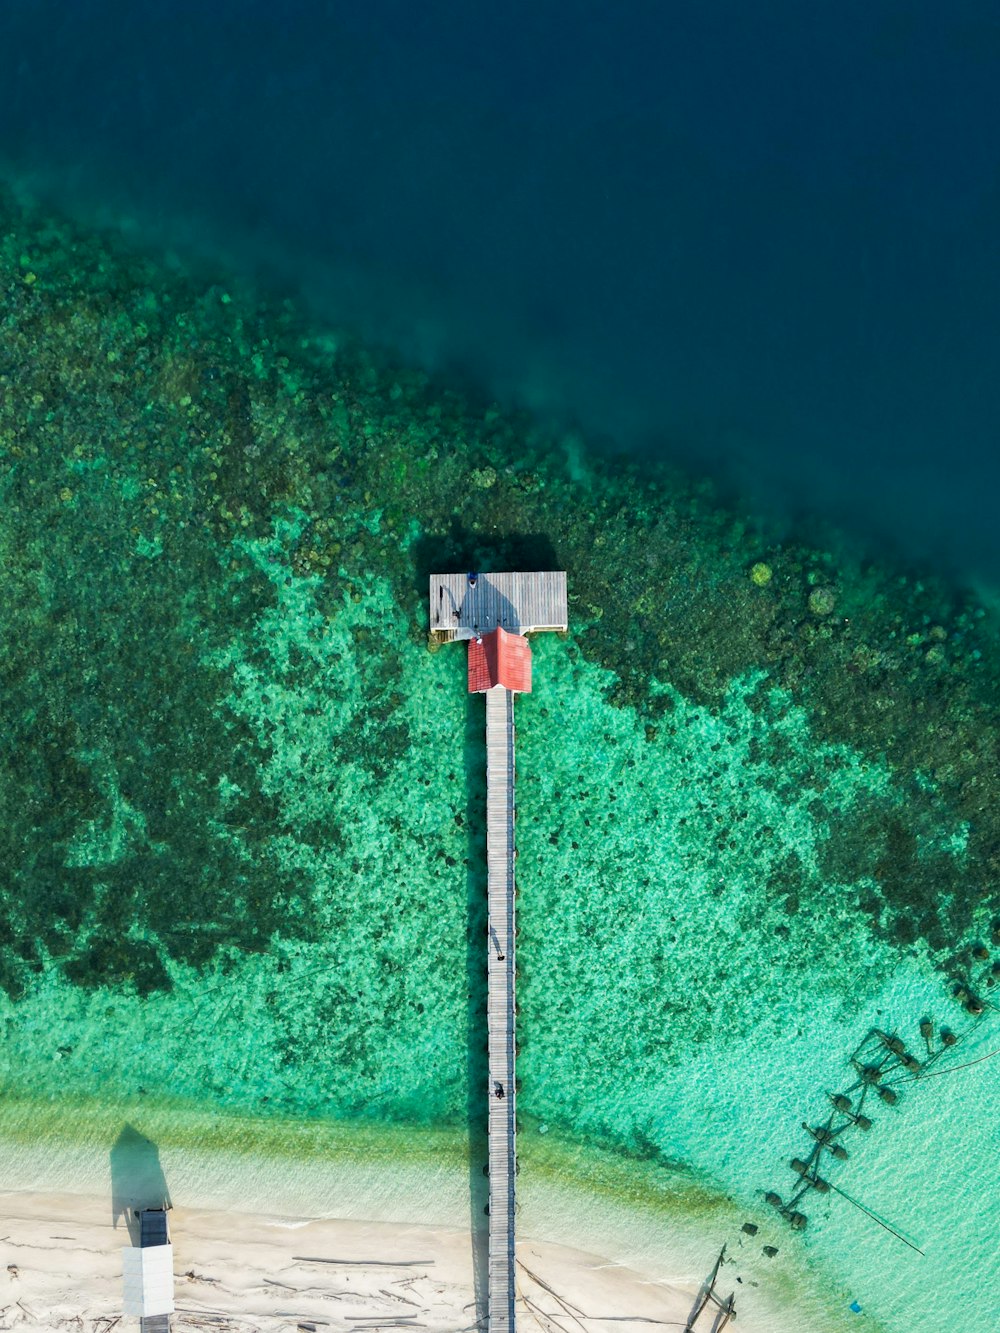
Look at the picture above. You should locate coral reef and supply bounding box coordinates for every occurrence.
[1,182,998,1094]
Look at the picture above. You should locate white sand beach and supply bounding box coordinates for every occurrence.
[0,1188,855,1333]
[0,1190,688,1331]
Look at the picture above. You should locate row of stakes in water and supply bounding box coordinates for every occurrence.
[766,923,1000,1231]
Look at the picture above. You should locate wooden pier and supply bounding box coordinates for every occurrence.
[430,570,567,1333]
[429,571,567,642]
[486,685,517,1332]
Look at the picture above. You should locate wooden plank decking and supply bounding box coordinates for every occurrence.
[485,685,518,1332]
[429,572,567,642]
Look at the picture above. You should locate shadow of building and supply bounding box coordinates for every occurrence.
[110,1123,171,1247]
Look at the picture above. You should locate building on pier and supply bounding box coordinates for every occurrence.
[122,1206,173,1331]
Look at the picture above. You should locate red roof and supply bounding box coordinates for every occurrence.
[467,627,532,694]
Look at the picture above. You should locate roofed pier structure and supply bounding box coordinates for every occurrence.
[429,571,568,1333]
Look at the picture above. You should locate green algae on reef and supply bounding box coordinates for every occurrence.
[5,184,1000,1333]
[1,185,1000,1007]
[0,185,997,1039]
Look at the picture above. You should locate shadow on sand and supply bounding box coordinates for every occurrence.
[110,1123,171,1246]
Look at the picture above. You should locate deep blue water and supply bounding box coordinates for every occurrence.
[2,0,999,575]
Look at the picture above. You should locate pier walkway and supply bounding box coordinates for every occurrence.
[486,685,517,1333]
[429,569,568,1333]
[430,571,567,642]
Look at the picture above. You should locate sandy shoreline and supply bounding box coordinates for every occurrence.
[0,1101,866,1331]
[0,1187,858,1333]
[0,1190,707,1332]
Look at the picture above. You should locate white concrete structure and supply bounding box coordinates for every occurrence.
[122,1242,174,1317]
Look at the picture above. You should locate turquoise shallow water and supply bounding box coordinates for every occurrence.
[1,187,999,1330]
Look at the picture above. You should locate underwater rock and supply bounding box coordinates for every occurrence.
[807,586,838,616]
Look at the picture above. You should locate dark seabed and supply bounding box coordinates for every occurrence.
[2,0,1000,575]
[1,6,999,1332]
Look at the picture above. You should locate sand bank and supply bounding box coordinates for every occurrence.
[0,1187,860,1333]
[1,1189,692,1331]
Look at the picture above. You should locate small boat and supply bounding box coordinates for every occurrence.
[878,1032,906,1056]
[802,1123,849,1159]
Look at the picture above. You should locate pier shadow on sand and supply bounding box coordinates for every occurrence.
[464,692,490,1328]
[110,1123,171,1246]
